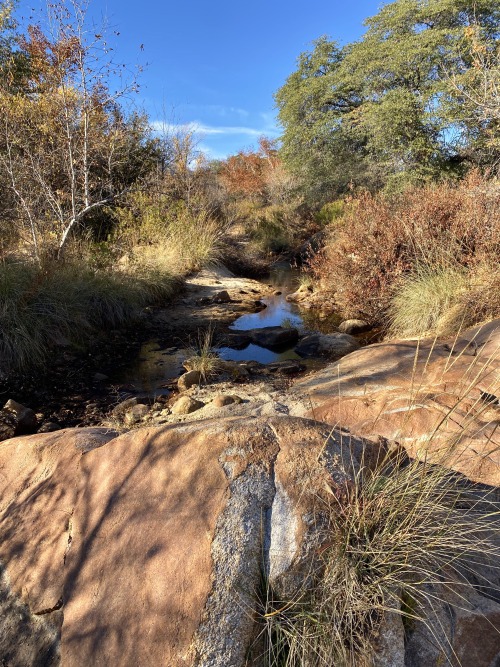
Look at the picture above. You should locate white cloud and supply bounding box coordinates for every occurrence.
[151,120,279,138]
[202,104,250,119]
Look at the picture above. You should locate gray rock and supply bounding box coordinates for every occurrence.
[248,326,299,349]
[285,284,313,303]
[112,397,139,417]
[212,290,231,303]
[225,333,252,349]
[124,404,149,425]
[171,396,204,415]
[338,319,372,335]
[265,360,306,375]
[3,399,38,435]
[178,370,202,392]
[93,372,108,382]
[295,332,360,360]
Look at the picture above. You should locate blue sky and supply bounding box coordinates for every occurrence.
[18,0,381,159]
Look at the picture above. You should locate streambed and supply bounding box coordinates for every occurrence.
[110,263,336,394]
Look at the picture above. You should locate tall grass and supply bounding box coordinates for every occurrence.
[260,449,500,666]
[388,264,470,338]
[0,257,177,375]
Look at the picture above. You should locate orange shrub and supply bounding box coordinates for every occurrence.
[311,173,500,323]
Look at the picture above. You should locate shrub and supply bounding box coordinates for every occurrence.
[313,200,345,227]
[183,327,220,380]
[311,173,500,326]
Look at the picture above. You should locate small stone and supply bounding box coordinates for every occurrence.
[38,422,62,433]
[212,395,243,407]
[3,399,38,435]
[93,372,108,382]
[171,396,204,415]
[112,397,138,417]
[124,404,149,425]
[178,370,202,392]
[212,290,231,303]
[338,319,372,335]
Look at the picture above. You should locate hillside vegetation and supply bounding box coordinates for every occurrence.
[1,0,500,374]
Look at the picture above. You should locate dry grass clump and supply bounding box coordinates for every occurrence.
[183,327,221,381]
[113,192,227,274]
[260,450,500,666]
[387,264,470,338]
[0,257,177,375]
[387,260,500,339]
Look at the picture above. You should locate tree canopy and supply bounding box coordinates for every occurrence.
[275,0,500,201]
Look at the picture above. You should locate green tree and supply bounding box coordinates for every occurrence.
[275,0,500,201]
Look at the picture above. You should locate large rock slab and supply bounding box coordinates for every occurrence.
[292,319,500,485]
[0,417,371,666]
[0,427,118,615]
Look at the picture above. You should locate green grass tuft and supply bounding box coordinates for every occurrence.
[259,449,500,666]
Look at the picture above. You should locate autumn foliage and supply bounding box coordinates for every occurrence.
[219,136,280,200]
[312,173,500,323]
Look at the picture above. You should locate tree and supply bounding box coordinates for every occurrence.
[0,0,156,262]
[275,0,500,200]
[219,136,281,201]
[446,22,500,162]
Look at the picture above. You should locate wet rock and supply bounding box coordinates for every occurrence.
[248,326,299,349]
[265,360,306,375]
[178,370,202,392]
[171,396,204,415]
[295,333,360,360]
[38,422,62,433]
[124,404,149,425]
[2,399,38,435]
[338,319,372,335]
[212,395,243,407]
[225,333,252,349]
[212,290,231,304]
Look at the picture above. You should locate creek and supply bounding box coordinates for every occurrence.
[109,263,340,395]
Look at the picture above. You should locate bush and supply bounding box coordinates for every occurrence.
[311,173,500,326]
[313,200,345,227]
